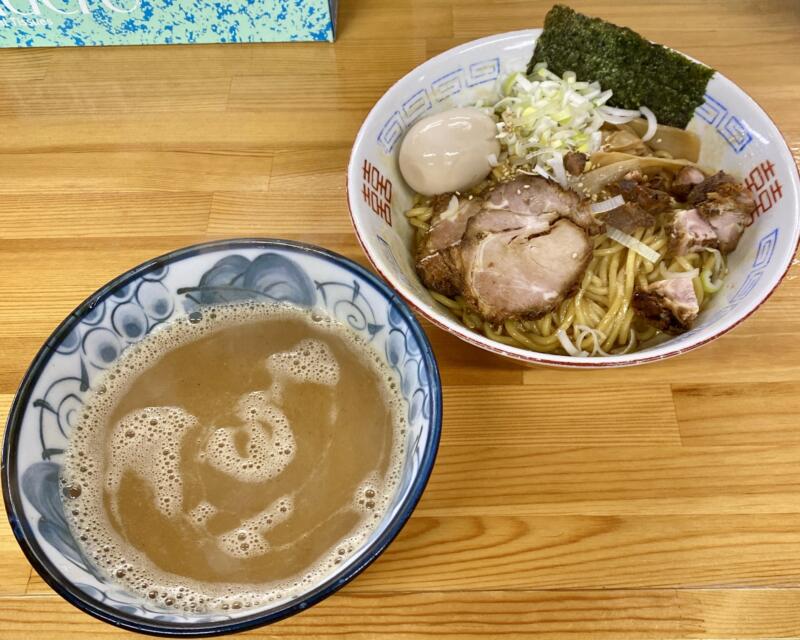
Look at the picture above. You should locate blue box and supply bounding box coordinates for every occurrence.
[0,0,337,47]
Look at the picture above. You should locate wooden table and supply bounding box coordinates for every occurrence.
[2,1,800,638]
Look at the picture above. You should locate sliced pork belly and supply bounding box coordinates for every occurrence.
[670,166,706,200]
[484,175,602,233]
[421,196,482,255]
[415,196,481,296]
[458,218,592,324]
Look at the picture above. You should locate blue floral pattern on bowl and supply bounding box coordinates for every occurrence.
[2,239,442,636]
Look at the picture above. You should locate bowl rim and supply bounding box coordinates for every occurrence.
[1,237,443,637]
[346,29,800,368]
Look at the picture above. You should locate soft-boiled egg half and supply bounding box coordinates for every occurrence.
[398,107,500,196]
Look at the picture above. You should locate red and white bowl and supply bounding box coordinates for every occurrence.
[347,30,800,367]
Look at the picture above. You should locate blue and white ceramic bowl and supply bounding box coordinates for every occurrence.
[347,30,800,367]
[1,239,442,636]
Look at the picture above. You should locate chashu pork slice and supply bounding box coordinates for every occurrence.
[458,217,593,324]
[415,176,600,298]
[484,175,602,233]
[415,196,482,296]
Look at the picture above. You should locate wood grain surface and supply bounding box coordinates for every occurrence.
[2,1,800,638]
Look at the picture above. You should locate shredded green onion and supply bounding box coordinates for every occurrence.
[701,268,723,293]
[490,63,652,186]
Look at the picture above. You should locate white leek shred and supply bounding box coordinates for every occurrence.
[487,153,499,168]
[659,262,699,280]
[491,63,663,185]
[598,105,642,119]
[557,329,589,357]
[616,330,637,355]
[597,112,640,125]
[439,195,460,221]
[574,324,610,356]
[605,225,661,264]
[705,247,723,274]
[700,246,725,293]
[547,154,568,188]
[590,195,625,215]
[639,106,657,142]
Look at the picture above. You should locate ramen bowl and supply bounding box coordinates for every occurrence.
[347,29,800,367]
[2,239,442,636]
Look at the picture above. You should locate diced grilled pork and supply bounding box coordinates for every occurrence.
[667,208,718,256]
[689,174,756,254]
[564,151,587,176]
[671,166,706,200]
[458,218,592,323]
[611,177,672,214]
[687,171,737,205]
[602,203,655,234]
[632,277,699,334]
[699,190,755,253]
[677,170,756,254]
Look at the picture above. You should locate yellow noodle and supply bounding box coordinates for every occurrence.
[584,299,605,326]
[484,322,519,346]
[605,244,639,349]
[618,307,635,346]
[589,273,605,288]
[462,308,482,330]
[408,217,431,231]
[586,285,609,297]
[406,206,434,219]
[534,315,550,335]
[429,290,462,311]
[583,289,608,305]
[693,277,705,306]
[505,320,559,349]
[539,313,553,336]
[638,324,659,342]
[675,256,694,271]
[594,244,626,257]
[607,252,621,304]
